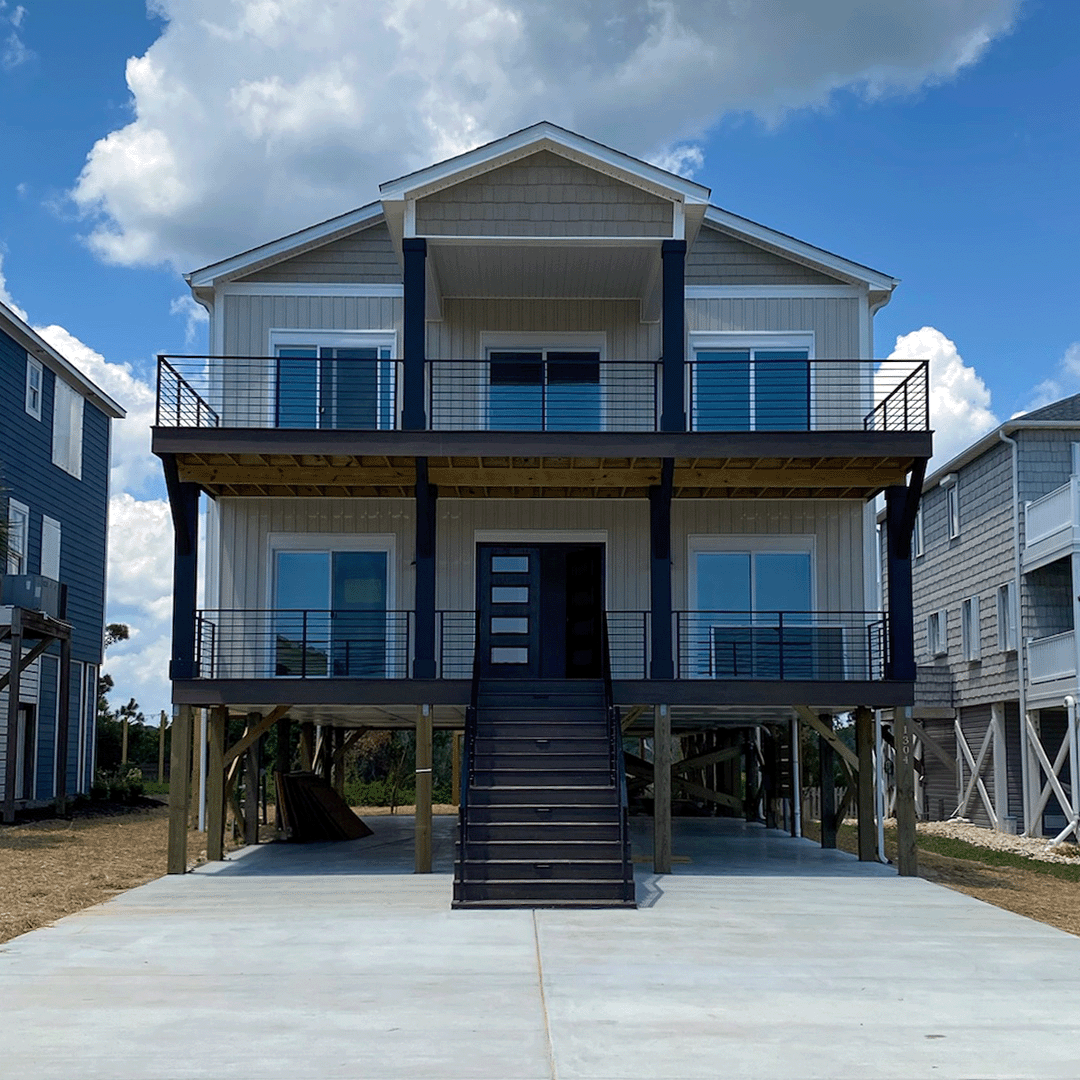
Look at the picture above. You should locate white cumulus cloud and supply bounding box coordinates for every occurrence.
[0,252,28,321]
[69,0,1020,270]
[889,326,998,469]
[1018,342,1080,415]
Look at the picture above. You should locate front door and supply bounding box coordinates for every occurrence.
[476,543,604,678]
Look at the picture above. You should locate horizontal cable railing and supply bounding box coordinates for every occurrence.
[607,610,651,679]
[428,359,659,432]
[196,610,413,679]
[158,355,929,434]
[156,355,402,430]
[674,610,888,681]
[438,610,477,680]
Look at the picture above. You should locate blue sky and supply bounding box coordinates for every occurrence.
[0,0,1075,717]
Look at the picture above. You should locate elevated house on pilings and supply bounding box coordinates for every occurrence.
[887,394,1080,843]
[1,299,125,821]
[155,123,931,899]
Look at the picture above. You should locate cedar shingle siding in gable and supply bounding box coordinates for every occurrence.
[239,221,401,284]
[686,226,843,286]
[414,150,673,238]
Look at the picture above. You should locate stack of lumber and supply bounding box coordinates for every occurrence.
[274,771,373,842]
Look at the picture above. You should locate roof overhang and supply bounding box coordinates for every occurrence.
[0,300,125,419]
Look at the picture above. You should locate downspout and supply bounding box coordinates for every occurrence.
[999,429,1030,834]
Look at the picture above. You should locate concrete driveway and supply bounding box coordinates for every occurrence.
[1,815,1078,1080]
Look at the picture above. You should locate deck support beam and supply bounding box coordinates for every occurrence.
[163,456,200,680]
[660,239,687,432]
[855,706,877,860]
[167,704,193,874]
[894,706,919,875]
[414,458,437,678]
[649,459,674,679]
[415,705,433,873]
[819,713,837,848]
[244,712,260,846]
[402,237,427,431]
[653,704,672,873]
[884,463,925,681]
[206,707,226,861]
[299,722,314,771]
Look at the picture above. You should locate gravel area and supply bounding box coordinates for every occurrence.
[919,817,1080,863]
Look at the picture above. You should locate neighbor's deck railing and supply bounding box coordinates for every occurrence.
[157,355,929,434]
[1028,630,1076,684]
[1025,477,1080,547]
[192,607,890,682]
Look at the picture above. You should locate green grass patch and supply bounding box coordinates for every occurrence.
[917,834,1080,882]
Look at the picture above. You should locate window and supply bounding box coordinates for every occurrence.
[927,609,947,657]
[270,538,393,676]
[913,505,924,558]
[276,345,394,430]
[997,582,1017,652]
[946,483,960,538]
[41,516,61,580]
[52,379,84,478]
[6,499,29,574]
[961,596,981,661]
[25,357,42,420]
[690,342,812,431]
[488,349,601,431]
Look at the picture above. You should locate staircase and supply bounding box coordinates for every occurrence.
[453,678,636,908]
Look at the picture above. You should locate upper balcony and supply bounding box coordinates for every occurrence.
[154,355,930,501]
[1024,476,1080,572]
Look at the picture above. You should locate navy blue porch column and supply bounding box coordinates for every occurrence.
[661,239,687,432]
[402,238,427,431]
[884,484,916,681]
[414,458,437,678]
[163,457,200,680]
[649,459,674,679]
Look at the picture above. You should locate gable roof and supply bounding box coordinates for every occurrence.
[0,299,125,419]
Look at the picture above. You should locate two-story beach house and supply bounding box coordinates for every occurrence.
[1,299,124,821]
[155,123,931,902]
[903,394,1080,842]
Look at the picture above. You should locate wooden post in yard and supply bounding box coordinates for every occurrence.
[855,706,877,861]
[415,705,433,873]
[121,715,129,767]
[206,707,226,861]
[819,713,837,849]
[244,712,260,846]
[451,731,462,807]
[653,704,672,873]
[167,705,193,874]
[158,710,167,783]
[894,706,918,875]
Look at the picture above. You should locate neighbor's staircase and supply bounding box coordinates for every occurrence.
[453,675,636,908]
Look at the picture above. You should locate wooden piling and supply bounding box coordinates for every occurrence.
[206,707,226,861]
[894,707,918,875]
[167,705,192,874]
[653,705,671,873]
[855,706,877,861]
[415,706,433,873]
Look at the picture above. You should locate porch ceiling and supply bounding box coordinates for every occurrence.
[172,449,917,500]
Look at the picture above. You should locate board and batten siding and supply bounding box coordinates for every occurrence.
[237,222,401,284]
[686,227,842,286]
[415,150,673,239]
[221,295,403,358]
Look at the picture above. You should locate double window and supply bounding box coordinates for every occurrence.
[271,540,392,677]
[690,339,812,432]
[488,349,601,431]
[927,609,947,657]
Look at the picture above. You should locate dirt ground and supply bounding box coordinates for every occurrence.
[5,805,1080,945]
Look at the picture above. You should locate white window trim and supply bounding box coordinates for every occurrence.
[7,499,29,574]
[40,516,61,581]
[928,609,948,657]
[687,331,818,431]
[945,482,960,539]
[265,533,397,678]
[25,357,42,420]
[962,596,981,662]
[913,504,924,558]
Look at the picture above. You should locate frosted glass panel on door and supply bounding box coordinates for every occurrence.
[492,586,529,604]
[491,647,529,664]
[491,617,529,634]
[491,556,529,573]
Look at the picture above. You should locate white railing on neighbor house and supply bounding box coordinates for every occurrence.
[1025,477,1080,547]
[1028,630,1077,683]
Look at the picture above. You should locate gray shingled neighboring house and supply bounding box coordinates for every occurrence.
[890,393,1080,839]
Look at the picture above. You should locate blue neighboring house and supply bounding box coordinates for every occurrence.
[0,299,124,819]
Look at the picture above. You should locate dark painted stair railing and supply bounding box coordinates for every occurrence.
[453,669,636,908]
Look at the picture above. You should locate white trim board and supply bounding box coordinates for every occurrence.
[222,283,403,298]
[688,331,815,358]
[480,331,607,358]
[684,285,865,300]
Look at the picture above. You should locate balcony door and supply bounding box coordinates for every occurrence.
[487,348,602,431]
[273,548,389,676]
[690,344,811,432]
[275,344,395,429]
[477,543,604,678]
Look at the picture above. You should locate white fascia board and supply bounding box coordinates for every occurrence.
[379,121,711,206]
[0,299,125,418]
[702,206,899,292]
[220,283,403,298]
[684,285,865,299]
[186,201,386,288]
